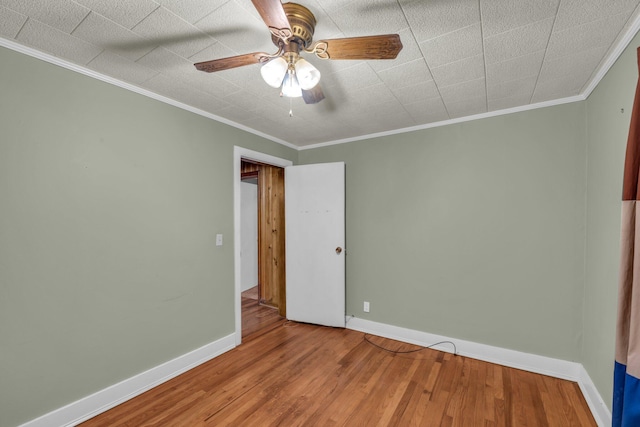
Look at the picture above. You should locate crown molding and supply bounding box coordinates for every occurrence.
[581,5,640,98]
[0,37,298,151]
[3,5,639,153]
[299,94,585,150]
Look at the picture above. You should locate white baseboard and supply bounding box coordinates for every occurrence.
[346,317,580,379]
[18,319,613,427]
[578,365,612,427]
[19,334,236,427]
[346,317,610,427]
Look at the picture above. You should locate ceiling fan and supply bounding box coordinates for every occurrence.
[194,0,403,105]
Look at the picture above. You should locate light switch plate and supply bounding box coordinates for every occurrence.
[216,234,223,246]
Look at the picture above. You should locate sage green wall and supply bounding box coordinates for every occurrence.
[0,46,296,427]
[3,25,636,425]
[583,33,640,409]
[299,104,587,362]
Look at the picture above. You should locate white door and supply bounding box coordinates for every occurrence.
[285,162,345,327]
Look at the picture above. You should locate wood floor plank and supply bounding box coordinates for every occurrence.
[80,301,598,427]
[404,357,441,426]
[501,366,514,426]
[484,364,496,424]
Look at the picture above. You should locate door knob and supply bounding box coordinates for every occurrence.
[335,247,343,254]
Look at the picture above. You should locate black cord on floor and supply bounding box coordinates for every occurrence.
[364,334,458,355]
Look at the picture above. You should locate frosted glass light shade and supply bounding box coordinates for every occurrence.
[281,72,302,98]
[260,57,288,88]
[295,58,321,90]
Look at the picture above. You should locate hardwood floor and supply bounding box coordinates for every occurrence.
[80,299,596,426]
[241,291,283,340]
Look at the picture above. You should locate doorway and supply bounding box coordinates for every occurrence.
[233,147,293,345]
[241,160,286,315]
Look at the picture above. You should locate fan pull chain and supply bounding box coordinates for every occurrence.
[289,97,293,117]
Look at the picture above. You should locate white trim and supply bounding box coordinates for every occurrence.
[3,8,637,154]
[299,95,585,150]
[582,6,640,98]
[578,366,612,427]
[233,147,292,345]
[18,334,236,427]
[346,317,610,427]
[346,317,580,379]
[0,29,589,151]
[0,37,297,151]
[14,317,612,427]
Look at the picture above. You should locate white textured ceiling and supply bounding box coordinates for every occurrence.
[1,0,640,148]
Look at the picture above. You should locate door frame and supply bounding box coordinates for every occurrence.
[233,146,293,345]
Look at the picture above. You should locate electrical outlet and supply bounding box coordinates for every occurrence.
[363,301,370,313]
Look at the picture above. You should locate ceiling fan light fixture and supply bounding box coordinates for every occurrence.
[194,1,403,107]
[281,71,302,98]
[260,57,288,88]
[295,58,321,90]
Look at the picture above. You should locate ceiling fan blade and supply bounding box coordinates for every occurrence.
[309,34,403,60]
[302,85,325,104]
[251,0,292,41]
[194,52,270,73]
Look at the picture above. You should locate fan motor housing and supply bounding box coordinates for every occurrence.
[271,2,316,48]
